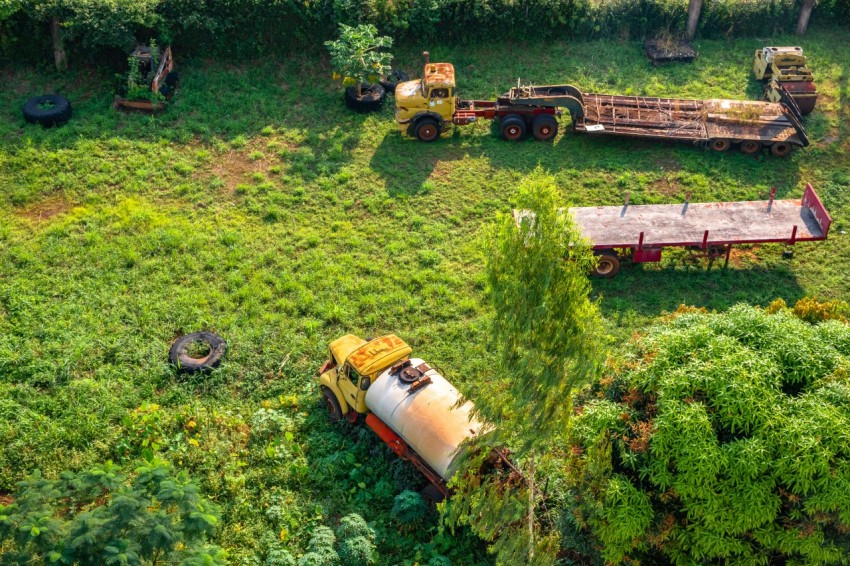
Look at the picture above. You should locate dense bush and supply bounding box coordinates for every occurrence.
[0,458,223,564]
[562,303,850,564]
[2,0,849,61]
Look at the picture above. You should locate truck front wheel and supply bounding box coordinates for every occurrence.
[414,118,441,142]
[500,115,526,141]
[321,387,343,423]
[531,114,558,141]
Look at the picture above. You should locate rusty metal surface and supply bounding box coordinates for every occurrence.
[568,193,825,249]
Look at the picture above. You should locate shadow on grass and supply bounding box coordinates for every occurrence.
[594,257,804,320]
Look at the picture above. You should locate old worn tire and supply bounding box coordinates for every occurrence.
[593,254,620,278]
[770,142,792,157]
[500,115,526,141]
[165,71,179,89]
[379,69,409,93]
[710,138,731,152]
[344,83,386,113]
[321,386,343,423]
[169,331,227,373]
[531,114,558,141]
[740,140,761,155]
[414,118,441,142]
[23,94,72,127]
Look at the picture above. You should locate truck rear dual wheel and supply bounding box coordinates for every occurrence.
[531,114,558,141]
[500,115,526,141]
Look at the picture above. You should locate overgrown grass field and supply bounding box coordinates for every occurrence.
[0,28,848,563]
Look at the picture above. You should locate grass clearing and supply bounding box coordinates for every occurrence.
[0,28,848,563]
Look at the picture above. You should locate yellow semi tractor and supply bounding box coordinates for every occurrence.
[317,334,484,500]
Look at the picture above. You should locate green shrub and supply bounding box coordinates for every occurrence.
[392,490,427,524]
[563,304,850,564]
[335,513,375,543]
[266,547,297,566]
[338,536,375,565]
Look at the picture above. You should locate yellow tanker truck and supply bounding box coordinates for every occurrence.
[317,334,484,501]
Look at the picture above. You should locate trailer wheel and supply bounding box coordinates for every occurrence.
[592,254,620,278]
[710,138,731,152]
[531,114,558,141]
[414,118,441,142]
[500,115,526,141]
[740,140,762,155]
[321,386,343,423]
[770,142,792,157]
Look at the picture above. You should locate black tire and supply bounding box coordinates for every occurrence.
[23,94,72,127]
[164,71,179,89]
[593,254,621,278]
[414,118,441,142]
[531,114,558,141]
[344,83,386,113]
[500,114,526,141]
[379,69,410,93]
[168,331,227,373]
[321,386,343,423]
[421,483,446,510]
[739,140,761,155]
[710,138,731,152]
[770,142,792,157]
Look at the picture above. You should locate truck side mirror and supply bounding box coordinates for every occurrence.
[360,377,371,391]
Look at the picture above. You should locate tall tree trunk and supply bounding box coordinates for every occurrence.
[686,0,703,40]
[50,16,66,71]
[796,0,815,35]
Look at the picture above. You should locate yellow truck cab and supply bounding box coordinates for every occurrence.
[318,334,412,420]
[394,52,455,142]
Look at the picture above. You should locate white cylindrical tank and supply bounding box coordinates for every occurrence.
[365,358,483,480]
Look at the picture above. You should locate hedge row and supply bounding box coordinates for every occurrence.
[2,0,850,62]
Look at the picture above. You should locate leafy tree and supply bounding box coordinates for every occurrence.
[25,0,161,70]
[324,23,392,98]
[445,170,605,565]
[392,490,427,525]
[563,302,850,564]
[0,457,224,565]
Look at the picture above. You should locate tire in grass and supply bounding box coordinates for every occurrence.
[531,114,558,141]
[770,142,792,157]
[344,83,386,113]
[740,140,762,155]
[169,331,227,373]
[165,71,179,89]
[379,69,410,93]
[23,94,72,127]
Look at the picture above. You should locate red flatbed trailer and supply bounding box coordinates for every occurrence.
[516,184,831,278]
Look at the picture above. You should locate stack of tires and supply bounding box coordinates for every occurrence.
[344,69,409,114]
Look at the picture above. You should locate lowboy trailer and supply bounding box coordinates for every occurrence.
[396,53,809,156]
[515,183,831,278]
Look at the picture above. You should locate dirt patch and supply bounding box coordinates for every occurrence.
[209,146,273,192]
[17,195,73,223]
[649,175,681,197]
[0,493,13,505]
[728,246,761,267]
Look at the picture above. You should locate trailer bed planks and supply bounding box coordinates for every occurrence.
[571,184,830,249]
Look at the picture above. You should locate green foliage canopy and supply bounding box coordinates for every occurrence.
[0,458,224,565]
[564,304,850,564]
[324,24,392,93]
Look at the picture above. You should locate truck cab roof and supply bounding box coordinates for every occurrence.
[424,63,455,89]
[330,334,412,376]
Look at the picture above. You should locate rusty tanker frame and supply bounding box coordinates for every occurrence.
[453,83,809,156]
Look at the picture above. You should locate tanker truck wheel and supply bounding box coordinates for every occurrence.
[421,483,446,510]
[321,387,343,423]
